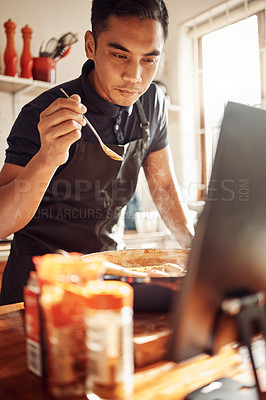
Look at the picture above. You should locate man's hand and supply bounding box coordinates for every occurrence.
[37,94,87,167]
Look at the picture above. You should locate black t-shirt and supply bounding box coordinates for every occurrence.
[5,60,168,168]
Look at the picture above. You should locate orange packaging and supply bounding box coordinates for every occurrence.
[24,271,44,377]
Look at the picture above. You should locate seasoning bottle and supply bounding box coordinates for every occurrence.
[85,281,134,400]
[3,19,18,77]
[20,25,33,78]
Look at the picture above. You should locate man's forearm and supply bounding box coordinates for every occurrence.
[0,155,57,238]
[151,184,194,249]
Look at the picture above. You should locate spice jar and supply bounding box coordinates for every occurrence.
[40,283,88,397]
[85,281,134,400]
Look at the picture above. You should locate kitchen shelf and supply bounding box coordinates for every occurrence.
[0,74,53,97]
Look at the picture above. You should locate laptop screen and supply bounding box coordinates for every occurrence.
[169,101,266,362]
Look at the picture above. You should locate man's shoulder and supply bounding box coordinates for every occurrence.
[142,81,166,109]
[140,81,167,119]
[143,81,165,100]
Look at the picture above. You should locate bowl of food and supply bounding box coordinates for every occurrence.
[82,249,189,312]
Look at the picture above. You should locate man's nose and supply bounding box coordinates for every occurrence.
[122,60,142,83]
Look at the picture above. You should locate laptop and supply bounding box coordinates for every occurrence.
[168,101,266,398]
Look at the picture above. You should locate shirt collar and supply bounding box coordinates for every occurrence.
[81,60,133,118]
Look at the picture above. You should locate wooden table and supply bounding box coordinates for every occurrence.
[0,303,256,400]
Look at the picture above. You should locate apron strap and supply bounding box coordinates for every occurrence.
[136,100,150,135]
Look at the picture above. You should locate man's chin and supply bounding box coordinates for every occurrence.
[113,95,141,107]
[111,88,144,106]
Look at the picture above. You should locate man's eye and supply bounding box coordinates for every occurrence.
[114,53,127,59]
[143,58,158,64]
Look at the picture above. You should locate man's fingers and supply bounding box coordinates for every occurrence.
[40,108,86,130]
[44,119,84,141]
[70,94,82,103]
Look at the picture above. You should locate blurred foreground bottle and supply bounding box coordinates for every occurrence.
[85,280,134,400]
[3,19,18,77]
[36,252,107,397]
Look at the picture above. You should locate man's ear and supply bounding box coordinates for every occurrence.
[84,30,96,60]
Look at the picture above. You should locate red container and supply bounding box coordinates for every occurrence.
[33,57,56,83]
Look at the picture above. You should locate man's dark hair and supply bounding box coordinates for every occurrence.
[91,0,169,42]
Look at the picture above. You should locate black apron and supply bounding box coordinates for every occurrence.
[0,100,150,305]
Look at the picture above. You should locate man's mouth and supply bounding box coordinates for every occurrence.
[117,88,140,98]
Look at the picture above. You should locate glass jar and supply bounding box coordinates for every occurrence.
[85,281,134,400]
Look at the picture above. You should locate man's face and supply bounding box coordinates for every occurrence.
[85,15,165,106]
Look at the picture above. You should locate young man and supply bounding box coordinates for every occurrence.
[0,0,194,305]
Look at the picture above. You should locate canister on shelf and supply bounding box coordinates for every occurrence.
[85,280,134,400]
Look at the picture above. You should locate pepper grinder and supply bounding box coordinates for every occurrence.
[20,25,33,78]
[3,19,18,77]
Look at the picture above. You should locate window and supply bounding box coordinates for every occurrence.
[180,0,266,201]
[202,15,261,182]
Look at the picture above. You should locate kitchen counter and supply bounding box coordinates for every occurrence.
[0,303,259,400]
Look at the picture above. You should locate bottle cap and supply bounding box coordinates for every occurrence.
[84,280,133,309]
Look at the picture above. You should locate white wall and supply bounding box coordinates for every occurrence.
[0,0,92,166]
[0,0,90,82]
